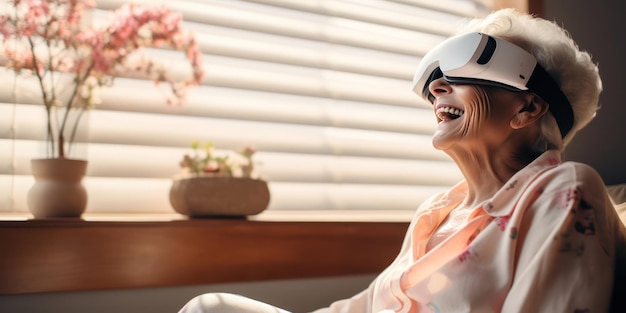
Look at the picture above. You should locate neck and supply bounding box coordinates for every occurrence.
[447,145,541,209]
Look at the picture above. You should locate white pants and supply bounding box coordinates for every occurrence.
[178,293,292,313]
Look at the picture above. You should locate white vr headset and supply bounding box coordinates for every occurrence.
[412,32,574,138]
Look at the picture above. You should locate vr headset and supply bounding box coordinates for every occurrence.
[411,32,573,138]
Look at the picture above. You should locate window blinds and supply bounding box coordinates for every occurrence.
[0,0,488,218]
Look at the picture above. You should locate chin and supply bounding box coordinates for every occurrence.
[431,135,453,151]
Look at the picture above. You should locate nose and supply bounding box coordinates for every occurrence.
[427,77,452,103]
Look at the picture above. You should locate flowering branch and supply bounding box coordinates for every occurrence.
[0,0,204,158]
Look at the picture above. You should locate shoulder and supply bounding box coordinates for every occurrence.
[526,160,613,221]
[538,160,606,193]
[537,161,621,233]
[561,161,605,182]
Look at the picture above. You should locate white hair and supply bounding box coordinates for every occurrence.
[457,8,602,149]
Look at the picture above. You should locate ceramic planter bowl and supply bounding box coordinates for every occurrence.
[169,176,270,218]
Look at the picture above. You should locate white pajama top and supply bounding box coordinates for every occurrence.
[312,150,626,313]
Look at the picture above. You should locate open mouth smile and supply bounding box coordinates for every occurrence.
[436,106,465,122]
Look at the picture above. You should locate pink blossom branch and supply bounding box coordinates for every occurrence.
[0,0,204,158]
[27,37,56,157]
[58,59,94,158]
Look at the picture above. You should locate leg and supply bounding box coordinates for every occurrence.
[178,292,291,313]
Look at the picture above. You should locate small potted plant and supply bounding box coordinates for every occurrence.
[169,141,270,218]
[0,0,203,218]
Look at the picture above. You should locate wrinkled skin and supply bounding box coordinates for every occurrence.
[427,77,549,208]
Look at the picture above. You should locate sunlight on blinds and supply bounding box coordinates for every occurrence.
[0,0,489,218]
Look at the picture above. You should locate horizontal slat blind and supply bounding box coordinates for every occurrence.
[0,0,488,216]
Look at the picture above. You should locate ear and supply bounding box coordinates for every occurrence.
[510,94,549,130]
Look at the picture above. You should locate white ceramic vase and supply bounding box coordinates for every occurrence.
[27,158,88,219]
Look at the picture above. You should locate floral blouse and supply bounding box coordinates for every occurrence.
[312,150,626,313]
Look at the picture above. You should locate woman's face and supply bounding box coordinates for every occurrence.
[427,77,526,152]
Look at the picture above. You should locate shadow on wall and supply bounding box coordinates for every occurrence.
[546,0,626,185]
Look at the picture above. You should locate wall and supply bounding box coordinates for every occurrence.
[544,0,626,185]
[0,274,375,313]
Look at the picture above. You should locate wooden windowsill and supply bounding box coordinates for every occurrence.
[0,210,416,222]
[0,216,409,295]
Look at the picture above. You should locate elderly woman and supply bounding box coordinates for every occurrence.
[178,8,626,313]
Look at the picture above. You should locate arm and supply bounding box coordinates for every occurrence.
[309,288,372,313]
[310,192,446,313]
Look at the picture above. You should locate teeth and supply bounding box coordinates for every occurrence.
[436,106,465,120]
